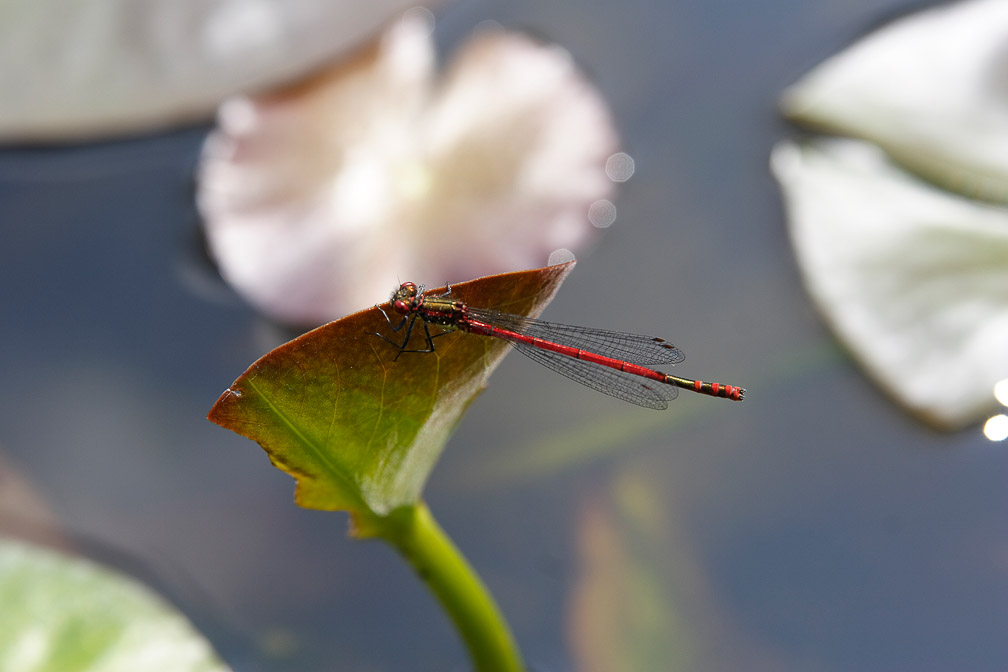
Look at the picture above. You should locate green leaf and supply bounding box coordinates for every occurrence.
[0,539,228,672]
[208,262,574,522]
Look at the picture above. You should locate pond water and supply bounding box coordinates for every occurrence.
[1,1,1006,670]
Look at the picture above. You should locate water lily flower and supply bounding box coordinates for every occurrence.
[775,0,1008,429]
[197,13,620,325]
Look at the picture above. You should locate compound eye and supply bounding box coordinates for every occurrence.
[393,299,409,313]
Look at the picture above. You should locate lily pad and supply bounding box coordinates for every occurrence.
[772,138,1008,429]
[780,0,1008,204]
[0,539,227,672]
[208,262,574,524]
[0,1,445,140]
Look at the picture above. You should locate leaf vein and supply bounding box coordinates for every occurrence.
[245,375,363,508]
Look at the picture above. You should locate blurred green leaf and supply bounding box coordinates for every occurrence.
[0,539,227,672]
[208,263,574,523]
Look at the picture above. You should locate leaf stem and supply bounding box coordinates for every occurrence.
[368,502,525,672]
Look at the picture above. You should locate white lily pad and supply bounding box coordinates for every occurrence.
[772,138,1008,429]
[781,0,1008,204]
[0,0,442,141]
[0,539,228,672]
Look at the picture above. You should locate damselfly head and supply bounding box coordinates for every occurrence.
[391,282,422,314]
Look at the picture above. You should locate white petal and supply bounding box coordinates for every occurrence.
[772,138,1008,429]
[0,0,443,140]
[199,15,435,324]
[414,29,618,284]
[199,17,620,324]
[781,0,1008,203]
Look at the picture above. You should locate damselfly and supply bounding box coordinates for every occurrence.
[375,282,745,410]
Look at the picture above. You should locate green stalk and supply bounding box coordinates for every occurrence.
[368,501,524,672]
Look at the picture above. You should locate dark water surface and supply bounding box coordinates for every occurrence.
[2,1,1005,670]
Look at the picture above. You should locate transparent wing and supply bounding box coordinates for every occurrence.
[466,307,686,366]
[510,340,678,410]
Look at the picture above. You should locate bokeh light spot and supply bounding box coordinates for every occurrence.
[548,248,576,265]
[983,414,1008,442]
[993,378,1008,406]
[605,152,635,182]
[588,199,616,228]
[401,7,435,36]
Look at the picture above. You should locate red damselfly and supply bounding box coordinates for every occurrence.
[375,282,745,410]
